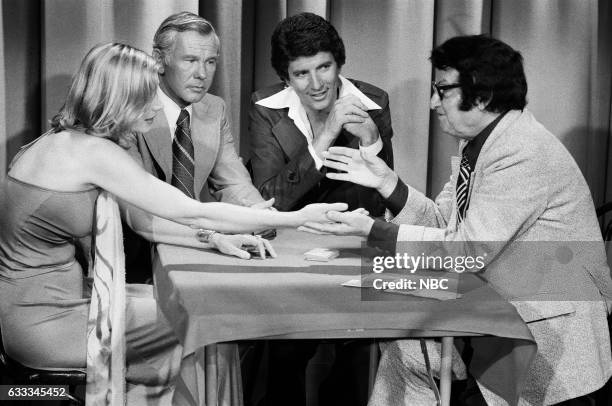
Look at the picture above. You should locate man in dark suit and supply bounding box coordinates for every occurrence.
[121,12,271,283]
[248,12,395,406]
[249,12,393,217]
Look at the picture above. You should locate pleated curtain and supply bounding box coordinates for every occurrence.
[1,0,611,206]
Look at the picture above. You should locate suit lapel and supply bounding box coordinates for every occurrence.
[192,98,218,196]
[142,110,173,182]
[272,117,308,159]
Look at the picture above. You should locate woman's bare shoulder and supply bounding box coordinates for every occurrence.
[8,130,123,190]
[53,131,137,190]
[60,130,126,157]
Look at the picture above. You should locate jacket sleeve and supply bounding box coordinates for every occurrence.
[208,100,264,206]
[391,178,454,229]
[392,136,550,275]
[398,140,547,244]
[249,98,326,211]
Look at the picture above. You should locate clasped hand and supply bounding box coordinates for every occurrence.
[299,208,375,237]
[321,95,378,144]
[297,147,400,237]
[323,94,369,137]
[298,203,375,236]
[298,202,349,224]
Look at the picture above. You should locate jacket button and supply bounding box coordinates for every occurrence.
[287,171,298,183]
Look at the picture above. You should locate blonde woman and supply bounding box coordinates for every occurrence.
[0,42,345,404]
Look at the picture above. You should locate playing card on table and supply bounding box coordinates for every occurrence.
[304,248,339,262]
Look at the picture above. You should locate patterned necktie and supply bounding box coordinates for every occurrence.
[171,109,195,198]
[456,152,472,224]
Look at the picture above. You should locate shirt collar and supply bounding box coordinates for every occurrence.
[463,110,508,169]
[158,87,193,135]
[338,76,381,110]
[255,75,381,140]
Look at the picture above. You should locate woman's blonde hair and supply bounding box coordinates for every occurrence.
[51,42,159,147]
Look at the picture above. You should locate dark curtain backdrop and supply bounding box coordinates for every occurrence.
[1,0,611,207]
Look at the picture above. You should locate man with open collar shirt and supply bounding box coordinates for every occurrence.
[248,12,394,406]
[249,12,393,217]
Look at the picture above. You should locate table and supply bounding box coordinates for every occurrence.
[153,229,536,406]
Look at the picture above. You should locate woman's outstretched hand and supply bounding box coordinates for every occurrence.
[297,203,349,225]
[299,208,373,237]
[322,147,398,197]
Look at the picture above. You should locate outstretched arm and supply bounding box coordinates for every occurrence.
[120,203,275,259]
[84,137,347,233]
[121,134,275,257]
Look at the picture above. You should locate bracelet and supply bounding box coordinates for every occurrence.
[196,229,218,243]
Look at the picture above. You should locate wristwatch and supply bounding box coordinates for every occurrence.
[196,229,218,243]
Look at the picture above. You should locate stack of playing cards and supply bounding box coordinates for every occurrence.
[304,248,339,262]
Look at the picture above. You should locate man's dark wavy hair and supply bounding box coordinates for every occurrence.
[271,12,346,82]
[430,35,527,112]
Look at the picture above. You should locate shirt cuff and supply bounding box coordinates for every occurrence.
[367,219,399,253]
[384,178,409,217]
[359,136,383,155]
[308,144,324,170]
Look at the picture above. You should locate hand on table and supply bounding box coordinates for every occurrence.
[299,208,373,237]
[201,233,277,260]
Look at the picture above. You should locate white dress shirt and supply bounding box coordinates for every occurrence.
[157,88,193,140]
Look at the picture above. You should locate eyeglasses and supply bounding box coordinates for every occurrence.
[431,81,461,99]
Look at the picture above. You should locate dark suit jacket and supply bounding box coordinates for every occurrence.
[249,79,393,216]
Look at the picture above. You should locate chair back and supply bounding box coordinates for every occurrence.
[597,202,612,242]
[595,202,612,403]
[0,325,11,375]
[597,202,612,268]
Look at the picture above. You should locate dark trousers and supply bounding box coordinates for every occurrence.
[256,340,371,406]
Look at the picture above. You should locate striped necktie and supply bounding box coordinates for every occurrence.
[171,109,195,198]
[456,153,471,224]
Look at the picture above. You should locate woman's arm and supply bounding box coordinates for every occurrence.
[120,202,276,259]
[83,137,346,233]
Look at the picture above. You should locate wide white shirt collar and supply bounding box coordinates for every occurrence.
[158,87,193,139]
[256,75,381,141]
